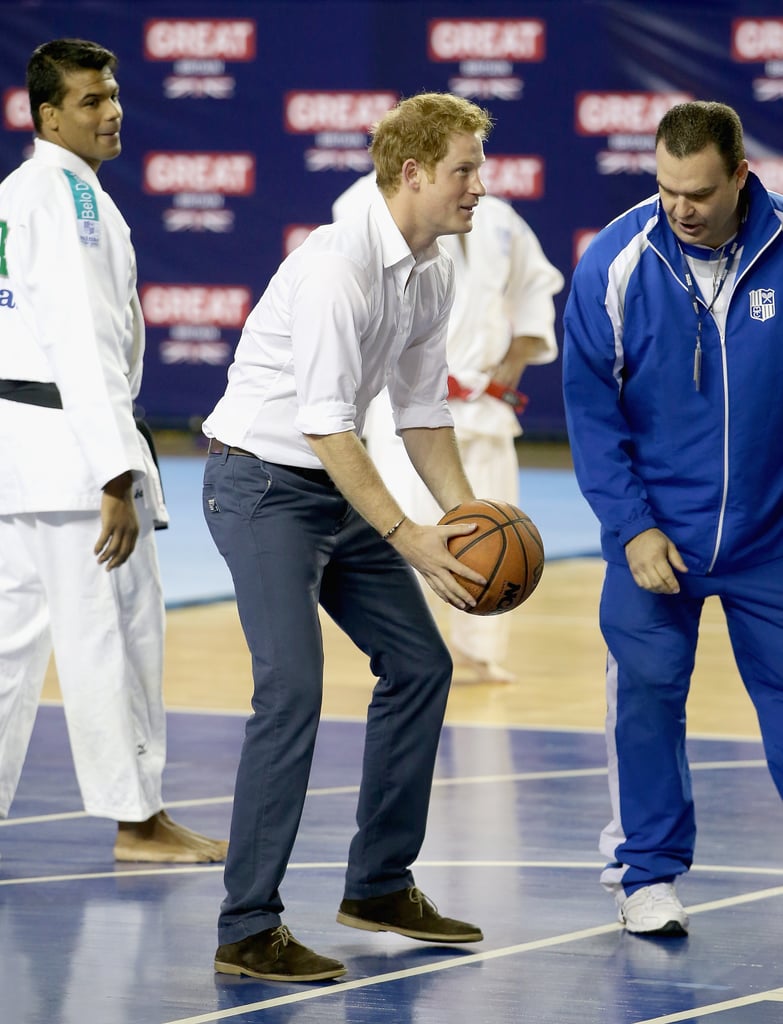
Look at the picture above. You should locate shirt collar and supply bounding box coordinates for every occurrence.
[369,190,442,274]
[678,233,738,261]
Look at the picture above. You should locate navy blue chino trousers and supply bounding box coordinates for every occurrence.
[203,447,453,944]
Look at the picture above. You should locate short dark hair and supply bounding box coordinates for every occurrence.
[656,101,745,177]
[27,38,118,133]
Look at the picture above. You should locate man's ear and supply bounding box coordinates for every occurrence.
[400,158,421,192]
[735,158,750,191]
[39,103,59,133]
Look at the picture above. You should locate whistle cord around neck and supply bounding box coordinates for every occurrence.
[678,238,740,391]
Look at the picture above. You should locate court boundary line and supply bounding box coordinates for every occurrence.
[154,885,783,1024]
[4,858,783,889]
[33,700,766,743]
[1,757,770,830]
[634,988,783,1023]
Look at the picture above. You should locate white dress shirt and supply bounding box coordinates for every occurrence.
[204,193,456,468]
[334,177,563,440]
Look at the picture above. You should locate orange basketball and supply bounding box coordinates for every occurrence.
[438,499,545,616]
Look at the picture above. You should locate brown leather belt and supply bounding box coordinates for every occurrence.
[207,438,333,486]
[207,438,254,457]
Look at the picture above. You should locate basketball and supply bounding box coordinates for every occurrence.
[438,499,545,616]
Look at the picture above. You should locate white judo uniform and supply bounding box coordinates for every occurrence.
[334,178,563,667]
[0,138,169,820]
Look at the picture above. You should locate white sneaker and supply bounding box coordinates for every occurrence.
[617,883,689,936]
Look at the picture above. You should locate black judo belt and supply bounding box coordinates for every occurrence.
[0,377,165,502]
[0,378,62,408]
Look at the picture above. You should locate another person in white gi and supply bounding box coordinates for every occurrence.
[334,175,564,683]
[0,38,227,863]
[202,92,494,982]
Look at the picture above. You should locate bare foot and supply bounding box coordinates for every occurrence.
[451,652,517,685]
[114,810,229,863]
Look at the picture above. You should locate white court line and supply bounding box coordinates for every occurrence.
[7,865,783,1024]
[5,857,783,889]
[690,759,767,769]
[633,987,783,1023]
[157,887,783,1024]
[44,699,763,742]
[0,809,92,826]
[0,797,232,827]
[0,759,769,829]
[0,770,608,828]
[0,863,224,886]
[158,922,624,1024]
[0,858,596,888]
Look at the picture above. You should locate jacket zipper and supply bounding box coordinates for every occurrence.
[705,225,781,572]
[650,225,782,572]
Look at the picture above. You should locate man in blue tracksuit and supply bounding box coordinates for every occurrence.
[563,101,783,936]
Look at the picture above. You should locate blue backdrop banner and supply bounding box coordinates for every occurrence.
[2,0,782,436]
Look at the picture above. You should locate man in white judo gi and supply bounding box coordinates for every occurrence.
[0,37,227,862]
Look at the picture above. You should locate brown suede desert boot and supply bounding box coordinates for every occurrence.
[214,925,346,981]
[337,886,483,943]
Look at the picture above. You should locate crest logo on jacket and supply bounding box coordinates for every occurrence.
[749,288,775,322]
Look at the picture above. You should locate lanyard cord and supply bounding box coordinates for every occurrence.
[678,239,740,391]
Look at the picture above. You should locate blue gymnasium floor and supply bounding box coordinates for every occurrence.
[3,710,783,1024]
[3,458,783,1023]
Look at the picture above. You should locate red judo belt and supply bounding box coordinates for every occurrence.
[447,375,529,415]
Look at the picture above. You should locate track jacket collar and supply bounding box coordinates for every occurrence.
[647,171,782,281]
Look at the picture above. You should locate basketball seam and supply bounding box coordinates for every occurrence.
[440,500,544,614]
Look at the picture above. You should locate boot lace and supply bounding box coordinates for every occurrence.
[408,886,437,918]
[270,924,295,953]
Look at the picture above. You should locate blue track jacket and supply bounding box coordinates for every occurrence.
[563,172,783,575]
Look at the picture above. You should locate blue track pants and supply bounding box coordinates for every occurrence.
[598,556,783,896]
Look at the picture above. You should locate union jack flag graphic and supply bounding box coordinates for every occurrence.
[448,77,523,101]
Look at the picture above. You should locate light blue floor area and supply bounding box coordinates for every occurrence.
[155,456,601,608]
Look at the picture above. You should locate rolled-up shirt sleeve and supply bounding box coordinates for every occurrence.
[389,306,453,432]
[291,251,370,436]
